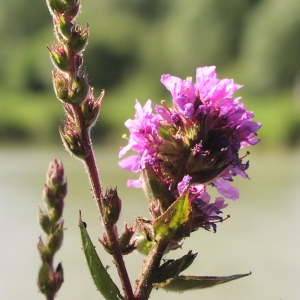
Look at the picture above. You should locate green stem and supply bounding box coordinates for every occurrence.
[134,238,169,300]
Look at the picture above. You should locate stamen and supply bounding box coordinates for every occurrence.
[161,100,172,114]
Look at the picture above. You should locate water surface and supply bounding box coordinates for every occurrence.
[1,146,299,299]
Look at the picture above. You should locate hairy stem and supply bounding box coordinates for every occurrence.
[134,238,168,300]
[78,118,134,300]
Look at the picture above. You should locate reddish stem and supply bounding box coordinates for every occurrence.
[76,110,134,300]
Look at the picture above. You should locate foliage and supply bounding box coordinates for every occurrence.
[1,0,300,145]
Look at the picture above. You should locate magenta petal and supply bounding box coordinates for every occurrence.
[118,155,141,173]
[127,178,143,188]
[214,178,239,200]
[177,175,192,195]
[161,74,183,98]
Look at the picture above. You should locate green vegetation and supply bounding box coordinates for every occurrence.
[1,0,300,147]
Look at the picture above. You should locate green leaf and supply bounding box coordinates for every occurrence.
[153,272,251,291]
[79,214,125,300]
[153,191,191,241]
[154,251,197,283]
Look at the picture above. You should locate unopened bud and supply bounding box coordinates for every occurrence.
[39,208,52,235]
[118,223,136,255]
[38,262,63,297]
[53,70,89,105]
[99,232,113,254]
[52,69,69,102]
[48,43,69,72]
[47,222,64,254]
[59,124,88,159]
[81,89,104,127]
[68,75,89,104]
[103,187,121,225]
[43,159,66,223]
[46,0,80,20]
[69,25,89,54]
[54,14,73,41]
[46,0,68,16]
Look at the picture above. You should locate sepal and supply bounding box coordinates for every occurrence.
[142,163,174,213]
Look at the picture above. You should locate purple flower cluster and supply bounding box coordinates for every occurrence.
[119,66,261,231]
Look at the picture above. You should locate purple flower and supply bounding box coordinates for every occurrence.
[119,66,261,229]
[177,176,228,232]
[119,100,161,187]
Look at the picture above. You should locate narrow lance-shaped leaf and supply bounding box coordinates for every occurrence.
[153,272,251,291]
[79,214,125,300]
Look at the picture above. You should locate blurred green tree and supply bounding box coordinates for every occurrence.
[238,0,300,94]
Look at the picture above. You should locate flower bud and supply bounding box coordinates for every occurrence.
[52,70,89,105]
[46,0,80,20]
[68,75,89,104]
[48,43,69,72]
[38,262,63,297]
[99,232,112,254]
[102,187,121,226]
[63,0,80,20]
[47,221,64,254]
[69,25,89,54]
[39,208,52,235]
[52,69,69,102]
[46,0,67,16]
[54,13,74,41]
[118,223,136,255]
[43,159,66,223]
[59,123,88,159]
[81,89,104,128]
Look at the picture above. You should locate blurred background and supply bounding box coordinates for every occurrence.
[0,0,300,299]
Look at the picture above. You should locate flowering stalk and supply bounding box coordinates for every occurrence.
[44,0,261,299]
[120,66,261,297]
[37,159,66,300]
[45,0,134,299]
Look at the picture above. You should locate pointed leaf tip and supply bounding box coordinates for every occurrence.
[154,272,251,291]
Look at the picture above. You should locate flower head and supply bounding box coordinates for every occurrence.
[119,66,261,230]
